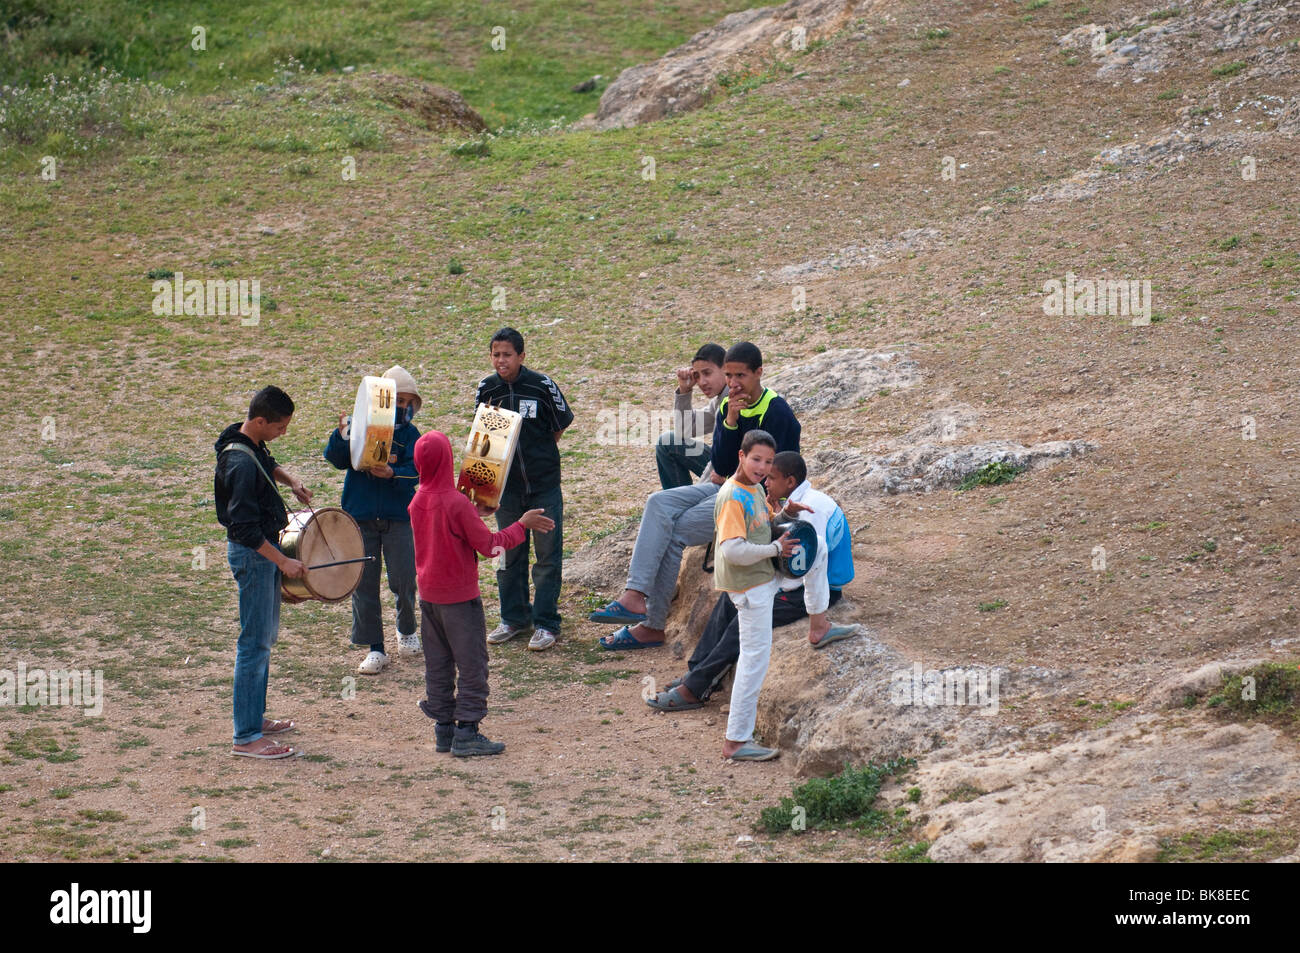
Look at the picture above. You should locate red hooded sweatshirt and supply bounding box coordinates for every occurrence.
[409,430,526,604]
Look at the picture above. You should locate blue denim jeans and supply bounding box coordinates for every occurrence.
[228,541,281,745]
[494,484,564,633]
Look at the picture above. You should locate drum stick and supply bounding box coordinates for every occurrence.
[305,556,376,571]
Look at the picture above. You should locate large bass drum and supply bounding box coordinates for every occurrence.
[278,508,365,602]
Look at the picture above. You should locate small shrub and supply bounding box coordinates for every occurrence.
[957,461,1024,491]
[1211,61,1246,77]
[758,759,915,834]
[450,138,490,158]
[448,259,465,275]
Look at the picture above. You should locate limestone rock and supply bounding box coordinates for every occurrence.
[582,0,859,131]
[765,350,920,414]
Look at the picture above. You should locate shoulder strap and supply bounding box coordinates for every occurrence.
[221,442,279,492]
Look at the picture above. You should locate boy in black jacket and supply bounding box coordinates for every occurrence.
[475,328,574,652]
[214,386,313,760]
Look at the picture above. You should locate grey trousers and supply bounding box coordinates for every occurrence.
[420,597,490,724]
[625,481,719,630]
[351,519,417,648]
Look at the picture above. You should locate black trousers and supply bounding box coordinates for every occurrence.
[681,586,843,701]
[420,597,490,724]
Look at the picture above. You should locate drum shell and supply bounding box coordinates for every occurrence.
[770,518,818,578]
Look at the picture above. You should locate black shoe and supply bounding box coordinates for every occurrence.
[702,541,714,574]
[418,701,456,753]
[452,723,505,757]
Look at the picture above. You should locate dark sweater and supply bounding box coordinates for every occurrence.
[214,423,288,551]
[323,420,420,522]
[474,366,574,494]
[709,387,801,478]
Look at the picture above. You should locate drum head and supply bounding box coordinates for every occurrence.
[297,508,365,601]
[772,518,818,578]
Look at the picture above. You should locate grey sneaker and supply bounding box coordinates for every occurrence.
[486,622,532,644]
[452,723,505,757]
[527,627,557,651]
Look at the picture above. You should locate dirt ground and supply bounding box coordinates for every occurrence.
[2,0,1299,861]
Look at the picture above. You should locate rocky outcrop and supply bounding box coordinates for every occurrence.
[580,0,860,131]
[773,228,943,282]
[810,438,1096,505]
[910,713,1300,862]
[764,350,920,414]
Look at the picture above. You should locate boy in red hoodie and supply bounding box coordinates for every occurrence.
[409,430,554,756]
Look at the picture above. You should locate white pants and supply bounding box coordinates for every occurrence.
[724,577,782,744]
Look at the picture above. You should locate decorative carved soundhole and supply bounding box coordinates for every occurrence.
[465,460,496,486]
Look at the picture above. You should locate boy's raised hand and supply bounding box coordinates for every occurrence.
[676,366,695,393]
[519,508,555,533]
[725,386,749,426]
[784,500,814,517]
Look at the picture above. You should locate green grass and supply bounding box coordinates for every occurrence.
[1157,828,1297,862]
[1209,662,1300,720]
[1,0,770,133]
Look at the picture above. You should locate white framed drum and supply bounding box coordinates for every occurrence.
[350,375,397,470]
[279,508,365,602]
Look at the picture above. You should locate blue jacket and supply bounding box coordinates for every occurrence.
[825,506,854,590]
[324,421,420,522]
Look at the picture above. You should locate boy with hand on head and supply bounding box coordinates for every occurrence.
[594,341,800,648]
[324,365,422,675]
[475,327,574,652]
[408,430,554,756]
[712,429,812,762]
[656,343,727,490]
[214,385,313,760]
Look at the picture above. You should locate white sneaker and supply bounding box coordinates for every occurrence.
[528,628,557,652]
[487,622,531,645]
[358,650,388,674]
[398,630,421,654]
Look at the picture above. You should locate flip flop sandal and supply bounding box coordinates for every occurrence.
[645,686,704,711]
[665,675,684,691]
[598,625,664,651]
[587,600,648,624]
[262,719,295,734]
[231,742,297,760]
[728,743,780,761]
[812,624,861,650]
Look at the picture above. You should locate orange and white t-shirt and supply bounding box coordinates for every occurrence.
[712,477,778,593]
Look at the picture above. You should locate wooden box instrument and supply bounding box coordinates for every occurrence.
[349,375,397,470]
[457,402,523,510]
